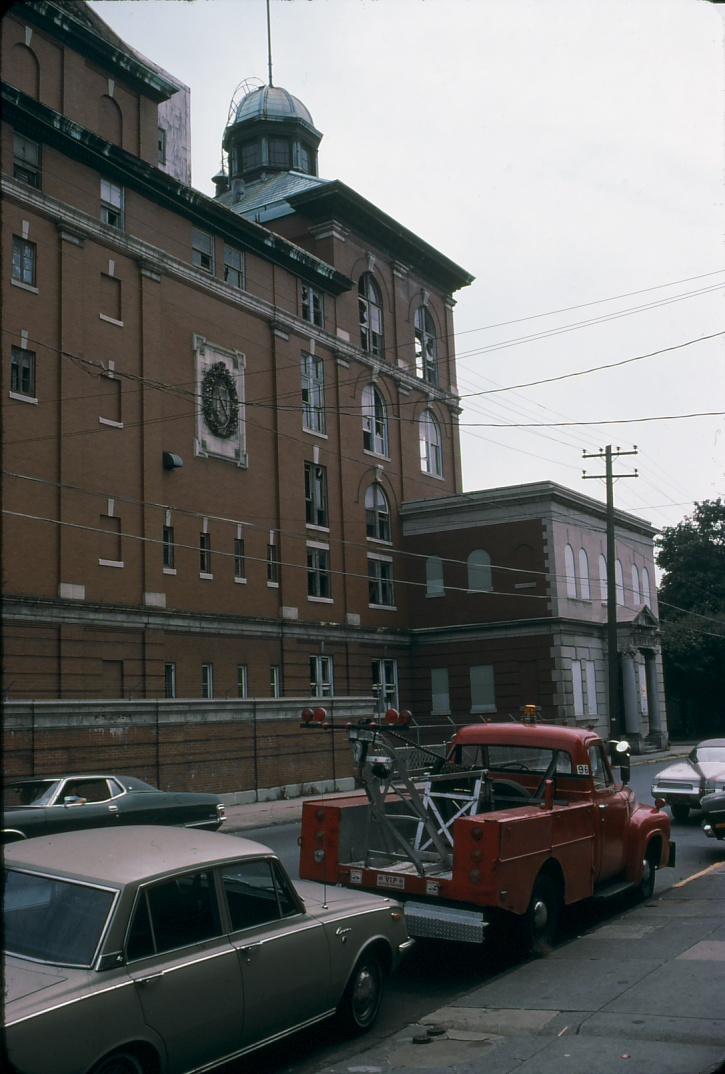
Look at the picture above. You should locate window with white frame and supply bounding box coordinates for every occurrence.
[310,655,334,697]
[470,664,496,713]
[10,346,36,397]
[598,554,607,601]
[100,178,123,228]
[641,567,652,608]
[13,133,41,188]
[223,244,244,289]
[11,236,36,286]
[368,555,394,607]
[358,273,384,356]
[162,524,175,570]
[199,532,212,575]
[431,667,450,715]
[305,462,328,527]
[301,353,326,434]
[615,559,625,605]
[631,564,640,607]
[578,548,591,600]
[157,126,167,165]
[361,384,388,455]
[467,549,492,592]
[234,536,246,580]
[270,665,281,698]
[267,542,280,586]
[307,544,331,599]
[365,483,390,542]
[426,555,445,596]
[414,306,438,385]
[571,659,597,717]
[192,228,214,273]
[419,409,443,477]
[372,659,399,711]
[301,283,324,327]
[201,663,214,699]
[237,664,248,699]
[163,663,176,699]
[564,544,577,598]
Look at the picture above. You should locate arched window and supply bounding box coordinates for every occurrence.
[365,483,390,542]
[99,94,123,145]
[468,550,492,592]
[564,544,577,598]
[358,273,383,357]
[641,567,652,608]
[419,410,443,476]
[598,554,607,601]
[578,548,590,600]
[414,306,438,385]
[615,559,625,605]
[631,564,641,607]
[10,43,39,99]
[426,556,444,596]
[361,384,388,456]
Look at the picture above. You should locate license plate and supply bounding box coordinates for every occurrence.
[349,728,376,742]
[376,874,405,890]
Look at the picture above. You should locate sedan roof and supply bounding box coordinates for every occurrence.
[7,775,156,791]
[4,827,273,886]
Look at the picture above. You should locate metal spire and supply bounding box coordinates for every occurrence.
[266,0,273,86]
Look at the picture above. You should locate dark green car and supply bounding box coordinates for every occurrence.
[3,774,225,841]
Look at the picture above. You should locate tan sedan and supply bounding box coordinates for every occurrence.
[4,826,413,1074]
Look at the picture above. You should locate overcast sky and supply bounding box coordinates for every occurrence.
[89,0,724,534]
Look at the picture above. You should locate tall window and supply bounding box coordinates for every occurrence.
[578,548,591,600]
[267,542,280,585]
[307,544,331,599]
[372,659,399,711]
[470,665,496,713]
[223,245,244,288]
[310,655,334,697]
[598,554,607,601]
[361,384,388,455]
[368,556,394,607]
[10,347,36,397]
[305,462,328,527]
[269,137,290,167]
[13,133,41,188]
[430,668,450,715]
[100,179,123,228]
[564,544,577,598]
[270,665,281,698]
[414,306,438,385]
[234,537,246,580]
[426,556,445,596]
[237,664,248,699]
[162,525,175,570]
[631,564,641,607]
[615,559,625,605]
[641,567,652,608]
[301,283,324,327]
[365,483,390,542]
[301,353,325,434]
[192,228,214,273]
[419,410,443,477]
[163,663,176,699]
[157,126,167,165]
[199,532,212,575]
[467,550,492,592]
[358,273,383,356]
[572,659,597,717]
[201,663,214,699]
[12,237,36,286]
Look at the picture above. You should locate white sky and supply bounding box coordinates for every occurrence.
[89,0,725,534]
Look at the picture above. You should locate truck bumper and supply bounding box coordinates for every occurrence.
[404,901,488,944]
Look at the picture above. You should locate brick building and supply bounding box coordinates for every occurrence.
[2,2,666,793]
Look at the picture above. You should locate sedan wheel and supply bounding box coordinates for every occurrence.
[90,1050,146,1074]
[671,803,690,823]
[339,953,384,1034]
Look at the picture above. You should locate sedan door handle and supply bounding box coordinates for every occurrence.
[136,971,164,985]
[239,942,262,963]
[108,805,119,814]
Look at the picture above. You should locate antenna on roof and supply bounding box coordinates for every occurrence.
[266,0,274,86]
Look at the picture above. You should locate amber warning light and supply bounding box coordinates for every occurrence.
[384,708,412,728]
[300,706,329,728]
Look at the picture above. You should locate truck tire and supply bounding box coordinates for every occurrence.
[671,803,689,823]
[524,874,560,955]
[337,952,384,1035]
[638,856,656,901]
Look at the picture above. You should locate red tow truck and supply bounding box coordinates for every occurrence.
[299,708,675,951]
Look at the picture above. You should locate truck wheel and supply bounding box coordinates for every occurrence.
[338,953,384,1035]
[524,874,560,955]
[671,803,689,823]
[638,856,656,900]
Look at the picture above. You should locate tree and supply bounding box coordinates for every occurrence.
[656,499,725,734]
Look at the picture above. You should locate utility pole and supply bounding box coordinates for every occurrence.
[582,445,638,738]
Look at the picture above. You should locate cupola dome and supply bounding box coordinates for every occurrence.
[221,83,322,186]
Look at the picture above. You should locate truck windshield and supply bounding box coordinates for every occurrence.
[456,744,573,774]
[5,870,116,967]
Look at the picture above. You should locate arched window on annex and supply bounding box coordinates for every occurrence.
[358,272,384,357]
[365,482,391,543]
[414,306,438,386]
[419,409,443,477]
[10,43,39,99]
[99,94,123,146]
[564,543,577,598]
[467,549,492,593]
[615,559,625,605]
[578,548,591,600]
[361,383,389,457]
[426,555,445,597]
[641,566,652,608]
[598,554,607,601]
[631,564,640,607]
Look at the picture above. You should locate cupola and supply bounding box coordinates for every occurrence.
[221,84,322,186]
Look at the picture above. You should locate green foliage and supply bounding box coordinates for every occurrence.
[656,499,725,721]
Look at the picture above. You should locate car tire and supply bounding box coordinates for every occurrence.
[89,1050,147,1074]
[671,803,690,823]
[638,856,657,901]
[338,952,384,1035]
[523,874,560,956]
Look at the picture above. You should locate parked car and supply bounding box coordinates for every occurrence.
[4,826,413,1074]
[651,739,725,822]
[701,788,725,840]
[2,774,225,842]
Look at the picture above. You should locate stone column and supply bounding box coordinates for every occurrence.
[645,650,667,748]
[621,648,641,740]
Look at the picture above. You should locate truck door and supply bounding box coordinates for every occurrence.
[589,744,628,882]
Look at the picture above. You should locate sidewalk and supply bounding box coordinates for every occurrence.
[313,863,725,1074]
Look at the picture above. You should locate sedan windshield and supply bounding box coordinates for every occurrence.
[5,870,116,967]
[4,780,58,807]
[691,747,725,765]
